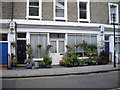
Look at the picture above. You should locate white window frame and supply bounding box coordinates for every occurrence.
[26,0,42,20]
[77,0,90,22]
[108,3,119,24]
[53,0,68,21]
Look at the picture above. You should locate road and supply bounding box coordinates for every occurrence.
[2,71,119,88]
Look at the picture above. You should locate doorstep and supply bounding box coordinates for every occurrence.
[0,64,8,70]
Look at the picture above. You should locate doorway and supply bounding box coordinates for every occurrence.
[50,39,65,65]
[49,33,65,65]
[17,40,26,64]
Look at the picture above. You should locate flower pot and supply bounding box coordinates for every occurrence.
[45,65,52,68]
[26,64,32,69]
[78,62,83,66]
[73,62,78,67]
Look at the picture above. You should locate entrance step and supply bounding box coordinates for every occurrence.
[17,64,26,67]
[0,64,8,70]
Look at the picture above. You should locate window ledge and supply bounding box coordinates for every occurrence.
[26,16,42,20]
[78,19,90,23]
[53,17,68,21]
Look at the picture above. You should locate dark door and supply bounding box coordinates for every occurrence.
[0,43,8,63]
[105,42,109,62]
[17,40,26,64]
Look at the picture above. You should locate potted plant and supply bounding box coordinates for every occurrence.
[79,40,88,57]
[43,55,52,68]
[9,53,17,69]
[10,59,17,69]
[39,61,45,68]
[11,41,16,47]
[46,44,52,55]
[37,44,42,58]
[24,44,34,69]
[37,44,42,48]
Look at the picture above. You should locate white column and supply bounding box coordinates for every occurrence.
[97,25,105,55]
[109,36,114,63]
[65,33,67,53]
[26,32,30,44]
[8,29,16,67]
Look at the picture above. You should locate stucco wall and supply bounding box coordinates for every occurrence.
[42,1,53,21]
[90,2,109,24]
[67,1,77,22]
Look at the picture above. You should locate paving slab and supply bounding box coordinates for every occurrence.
[1,64,120,78]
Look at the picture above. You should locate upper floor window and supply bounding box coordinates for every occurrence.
[53,0,67,21]
[108,3,119,24]
[77,0,90,22]
[26,0,42,20]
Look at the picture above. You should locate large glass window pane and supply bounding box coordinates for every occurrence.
[56,9,64,17]
[68,35,75,51]
[79,2,87,19]
[55,0,65,17]
[29,0,39,6]
[30,34,39,58]
[91,35,97,45]
[39,34,47,57]
[115,43,120,53]
[30,34,47,58]
[51,41,57,53]
[76,35,82,52]
[59,41,64,53]
[79,2,87,10]
[29,7,39,16]
[83,35,90,44]
[80,11,87,19]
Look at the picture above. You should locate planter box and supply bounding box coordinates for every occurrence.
[73,62,78,67]
[26,64,32,69]
[45,65,52,68]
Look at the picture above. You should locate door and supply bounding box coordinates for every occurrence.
[105,42,109,62]
[50,40,65,65]
[0,43,8,63]
[17,40,26,64]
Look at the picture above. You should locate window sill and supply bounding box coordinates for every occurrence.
[53,17,68,21]
[26,16,42,20]
[78,19,90,23]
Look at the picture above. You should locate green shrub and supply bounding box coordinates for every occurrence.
[63,60,73,67]
[39,61,45,67]
[43,55,52,66]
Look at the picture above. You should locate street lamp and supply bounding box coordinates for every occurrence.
[111,6,116,67]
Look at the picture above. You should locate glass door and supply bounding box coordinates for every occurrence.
[50,39,65,65]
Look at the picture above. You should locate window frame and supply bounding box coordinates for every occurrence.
[108,3,119,24]
[26,0,42,20]
[77,0,90,22]
[53,0,68,21]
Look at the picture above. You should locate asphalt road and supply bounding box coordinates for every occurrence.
[2,71,119,88]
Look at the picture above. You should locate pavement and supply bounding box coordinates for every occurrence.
[1,64,120,78]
